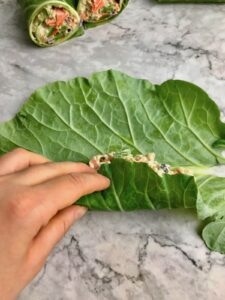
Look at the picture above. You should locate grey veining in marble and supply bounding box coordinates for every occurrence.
[1,0,225,299]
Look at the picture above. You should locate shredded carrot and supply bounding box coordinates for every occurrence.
[55,8,69,26]
[92,0,105,13]
[45,8,69,30]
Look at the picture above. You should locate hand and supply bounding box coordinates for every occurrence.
[0,149,110,299]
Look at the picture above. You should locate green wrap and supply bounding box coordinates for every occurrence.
[75,0,129,29]
[18,0,84,47]
[157,0,225,2]
[18,0,130,46]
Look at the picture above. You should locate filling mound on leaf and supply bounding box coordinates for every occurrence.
[89,151,193,176]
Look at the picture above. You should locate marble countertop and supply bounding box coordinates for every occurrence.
[1,0,225,299]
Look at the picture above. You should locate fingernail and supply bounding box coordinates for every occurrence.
[101,175,111,185]
[74,205,88,219]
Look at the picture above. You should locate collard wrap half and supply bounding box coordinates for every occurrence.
[157,0,225,2]
[18,0,84,47]
[75,0,129,28]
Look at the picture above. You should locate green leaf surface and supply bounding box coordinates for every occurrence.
[197,175,225,221]
[213,139,225,149]
[1,70,225,252]
[202,219,225,253]
[77,158,197,211]
[0,70,224,167]
[195,173,225,253]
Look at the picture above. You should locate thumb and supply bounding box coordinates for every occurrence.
[29,205,87,266]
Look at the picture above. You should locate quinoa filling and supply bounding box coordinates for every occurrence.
[31,5,80,45]
[89,151,193,177]
[78,0,121,22]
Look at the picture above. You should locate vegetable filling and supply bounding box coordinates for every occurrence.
[78,0,121,22]
[31,5,80,45]
[89,151,193,176]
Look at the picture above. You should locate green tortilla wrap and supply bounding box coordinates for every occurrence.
[18,0,84,47]
[75,0,129,28]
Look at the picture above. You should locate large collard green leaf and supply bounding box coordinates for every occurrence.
[1,70,225,252]
[77,158,197,210]
[0,70,225,168]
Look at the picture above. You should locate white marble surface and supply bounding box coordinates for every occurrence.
[1,0,225,299]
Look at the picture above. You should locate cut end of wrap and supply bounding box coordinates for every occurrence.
[77,0,123,24]
[29,1,81,47]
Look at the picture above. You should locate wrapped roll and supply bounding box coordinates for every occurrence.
[157,0,225,2]
[76,0,128,27]
[18,0,83,47]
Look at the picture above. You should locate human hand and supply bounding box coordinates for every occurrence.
[0,149,110,300]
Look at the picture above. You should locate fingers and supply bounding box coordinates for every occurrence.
[29,205,87,268]
[0,148,49,176]
[5,165,110,242]
[32,172,110,223]
[15,162,96,185]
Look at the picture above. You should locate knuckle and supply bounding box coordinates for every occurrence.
[32,203,48,226]
[75,163,94,172]
[46,162,73,173]
[75,162,89,169]
[45,162,60,172]
[61,219,68,236]
[11,147,28,156]
[67,173,85,187]
[50,218,70,237]
[8,189,33,219]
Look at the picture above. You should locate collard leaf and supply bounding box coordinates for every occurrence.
[194,174,225,253]
[202,219,225,254]
[1,70,225,252]
[197,175,225,221]
[77,158,197,210]
[0,70,224,168]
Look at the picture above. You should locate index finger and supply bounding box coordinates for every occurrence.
[0,148,49,176]
[32,172,110,225]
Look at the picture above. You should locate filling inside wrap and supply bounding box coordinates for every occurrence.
[89,151,193,177]
[78,0,122,23]
[31,4,80,46]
